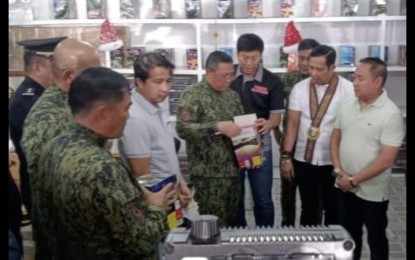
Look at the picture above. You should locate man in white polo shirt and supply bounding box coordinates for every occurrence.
[281,45,353,226]
[331,57,405,260]
[118,52,192,208]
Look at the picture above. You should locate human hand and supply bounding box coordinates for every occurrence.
[140,183,177,211]
[280,159,294,181]
[216,121,242,138]
[335,172,355,192]
[178,182,193,208]
[255,118,272,135]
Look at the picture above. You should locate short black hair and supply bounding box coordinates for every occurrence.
[310,45,336,67]
[205,50,233,70]
[133,52,175,82]
[236,33,264,53]
[298,39,320,51]
[359,57,388,87]
[69,67,130,115]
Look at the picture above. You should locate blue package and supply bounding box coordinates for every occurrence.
[137,173,177,192]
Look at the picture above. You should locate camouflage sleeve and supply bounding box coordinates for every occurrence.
[95,164,168,256]
[282,73,294,100]
[176,87,217,140]
[21,112,62,177]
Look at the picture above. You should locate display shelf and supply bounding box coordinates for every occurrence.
[9,15,406,27]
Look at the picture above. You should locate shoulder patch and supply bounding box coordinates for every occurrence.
[180,109,192,121]
[126,201,145,223]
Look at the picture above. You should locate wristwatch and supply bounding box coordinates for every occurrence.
[348,176,357,188]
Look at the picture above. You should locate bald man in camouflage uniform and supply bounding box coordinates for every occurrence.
[20,39,101,259]
[177,51,243,227]
[37,67,175,259]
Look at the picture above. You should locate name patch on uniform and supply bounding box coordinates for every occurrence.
[251,85,268,95]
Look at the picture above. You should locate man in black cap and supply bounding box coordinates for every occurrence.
[9,36,66,223]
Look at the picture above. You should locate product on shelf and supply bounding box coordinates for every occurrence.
[341,0,359,16]
[125,47,146,69]
[120,0,138,19]
[110,48,124,69]
[280,0,295,18]
[400,0,406,15]
[311,0,327,17]
[217,0,233,19]
[153,0,171,18]
[169,76,196,115]
[368,45,388,64]
[54,0,77,19]
[184,0,201,19]
[9,3,34,22]
[399,45,406,66]
[155,48,175,63]
[87,0,104,19]
[186,48,198,70]
[339,46,355,67]
[370,0,387,16]
[247,0,262,18]
[219,47,233,60]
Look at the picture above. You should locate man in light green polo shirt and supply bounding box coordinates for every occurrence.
[330,57,405,260]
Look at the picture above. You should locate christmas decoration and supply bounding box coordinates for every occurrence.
[282,21,302,54]
[282,21,302,72]
[98,18,123,52]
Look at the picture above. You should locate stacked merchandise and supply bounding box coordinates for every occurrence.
[169,76,197,116]
[341,0,359,16]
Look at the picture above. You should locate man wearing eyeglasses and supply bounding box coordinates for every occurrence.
[230,33,285,228]
[176,51,243,227]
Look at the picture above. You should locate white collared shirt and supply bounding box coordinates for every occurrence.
[288,76,354,165]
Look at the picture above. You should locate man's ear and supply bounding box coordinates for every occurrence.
[92,102,109,122]
[62,68,76,82]
[135,78,144,90]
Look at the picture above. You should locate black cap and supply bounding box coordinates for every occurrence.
[17,36,67,57]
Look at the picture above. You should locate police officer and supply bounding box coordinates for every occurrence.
[9,36,66,222]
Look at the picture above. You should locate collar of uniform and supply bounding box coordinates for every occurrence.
[133,89,161,115]
[235,63,264,83]
[72,123,107,148]
[24,76,46,94]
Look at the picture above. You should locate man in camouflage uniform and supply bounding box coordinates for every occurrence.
[273,39,321,227]
[20,38,101,259]
[37,67,175,259]
[176,51,243,227]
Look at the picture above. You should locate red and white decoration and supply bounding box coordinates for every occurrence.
[282,21,302,54]
[98,18,123,52]
[282,21,302,72]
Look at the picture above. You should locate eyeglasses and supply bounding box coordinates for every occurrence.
[238,55,261,64]
[215,71,234,81]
